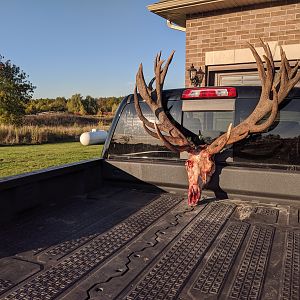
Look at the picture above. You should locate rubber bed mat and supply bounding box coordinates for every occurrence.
[0,188,299,300]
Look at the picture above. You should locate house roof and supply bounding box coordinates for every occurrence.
[148,0,279,27]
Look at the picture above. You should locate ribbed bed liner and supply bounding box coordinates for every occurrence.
[0,185,299,300]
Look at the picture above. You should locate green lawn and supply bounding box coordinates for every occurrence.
[0,142,103,178]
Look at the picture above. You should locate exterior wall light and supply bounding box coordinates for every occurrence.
[187,64,205,87]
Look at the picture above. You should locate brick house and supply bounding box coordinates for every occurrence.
[148,0,300,87]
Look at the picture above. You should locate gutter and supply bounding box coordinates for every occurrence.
[166,20,186,32]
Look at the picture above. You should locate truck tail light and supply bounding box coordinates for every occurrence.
[181,87,237,99]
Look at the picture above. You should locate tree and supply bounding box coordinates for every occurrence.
[83,95,98,115]
[25,100,38,114]
[0,54,35,124]
[97,96,123,115]
[111,103,119,114]
[52,97,67,112]
[67,94,86,115]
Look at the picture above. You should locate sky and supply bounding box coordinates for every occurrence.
[0,0,186,99]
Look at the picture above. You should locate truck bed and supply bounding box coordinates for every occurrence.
[0,184,299,300]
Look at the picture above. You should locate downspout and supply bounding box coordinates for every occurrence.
[166,20,186,32]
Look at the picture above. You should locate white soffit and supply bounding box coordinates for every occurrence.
[148,0,278,27]
[205,43,300,66]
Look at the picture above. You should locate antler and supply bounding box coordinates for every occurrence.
[134,40,300,156]
[207,39,300,155]
[134,51,197,152]
[134,40,300,207]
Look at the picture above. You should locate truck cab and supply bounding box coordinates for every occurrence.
[103,86,300,201]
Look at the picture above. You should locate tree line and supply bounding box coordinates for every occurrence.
[0,54,123,125]
[25,95,123,116]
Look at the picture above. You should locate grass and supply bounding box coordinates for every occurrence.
[24,113,113,127]
[0,113,112,145]
[0,124,111,145]
[0,142,103,178]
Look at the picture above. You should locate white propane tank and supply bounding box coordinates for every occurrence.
[80,129,108,146]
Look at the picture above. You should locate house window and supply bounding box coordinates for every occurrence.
[215,72,261,86]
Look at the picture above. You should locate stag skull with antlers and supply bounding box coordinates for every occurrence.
[134,40,300,206]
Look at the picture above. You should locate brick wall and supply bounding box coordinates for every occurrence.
[185,1,300,86]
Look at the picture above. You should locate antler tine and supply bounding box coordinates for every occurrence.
[279,46,300,84]
[134,51,197,153]
[260,41,276,107]
[207,123,233,155]
[273,65,283,90]
[279,47,289,88]
[154,52,162,73]
[154,51,175,108]
[134,85,155,130]
[148,77,156,92]
[243,40,279,134]
[247,42,266,84]
[134,62,167,131]
[289,61,299,80]
[136,64,155,106]
[160,51,175,86]
[262,54,275,95]
[136,62,171,130]
[277,46,300,102]
[155,57,165,108]
[273,49,290,90]
[260,38,274,69]
[281,47,292,78]
[150,51,175,93]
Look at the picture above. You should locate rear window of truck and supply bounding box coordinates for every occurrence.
[234,96,300,166]
[182,111,234,144]
[107,101,181,160]
[107,91,300,168]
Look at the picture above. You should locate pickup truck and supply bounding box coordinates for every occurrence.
[0,86,299,300]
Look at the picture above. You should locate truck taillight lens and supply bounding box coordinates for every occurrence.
[181,87,237,99]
